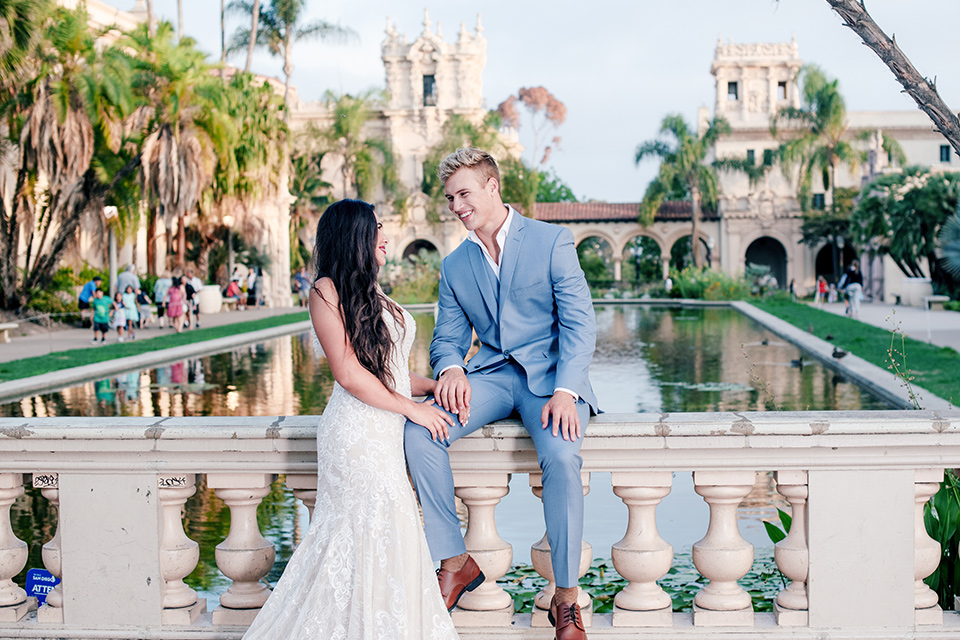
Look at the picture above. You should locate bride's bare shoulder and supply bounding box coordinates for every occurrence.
[311,277,339,305]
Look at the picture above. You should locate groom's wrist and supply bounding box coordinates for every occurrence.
[438,365,465,379]
[554,387,579,402]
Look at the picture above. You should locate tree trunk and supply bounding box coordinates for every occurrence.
[146,204,156,276]
[0,169,28,308]
[177,211,186,269]
[220,0,226,80]
[245,0,260,73]
[145,0,155,37]
[826,0,960,157]
[177,0,183,40]
[690,184,703,269]
[282,32,293,123]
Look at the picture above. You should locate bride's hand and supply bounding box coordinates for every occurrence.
[407,399,455,442]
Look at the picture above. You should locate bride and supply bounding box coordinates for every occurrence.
[242,199,459,640]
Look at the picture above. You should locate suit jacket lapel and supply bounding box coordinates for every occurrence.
[498,212,525,319]
[468,242,498,320]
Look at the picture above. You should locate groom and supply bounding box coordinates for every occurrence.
[404,148,598,640]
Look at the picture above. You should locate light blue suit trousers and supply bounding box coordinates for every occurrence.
[404,207,597,588]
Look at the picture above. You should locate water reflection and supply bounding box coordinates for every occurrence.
[8,306,890,596]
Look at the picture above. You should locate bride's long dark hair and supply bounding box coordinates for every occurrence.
[312,199,402,389]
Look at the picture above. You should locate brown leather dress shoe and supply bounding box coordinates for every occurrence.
[548,596,587,640]
[436,555,485,612]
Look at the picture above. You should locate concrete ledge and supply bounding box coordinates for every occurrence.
[0,321,310,403]
[4,611,960,639]
[733,302,954,411]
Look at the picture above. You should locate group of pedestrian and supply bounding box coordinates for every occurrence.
[87,289,141,345]
[152,268,204,332]
[81,265,143,344]
[223,266,263,309]
[79,264,209,344]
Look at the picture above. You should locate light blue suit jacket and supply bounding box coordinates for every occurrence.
[430,208,599,414]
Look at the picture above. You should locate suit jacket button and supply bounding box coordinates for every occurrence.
[504,350,510,357]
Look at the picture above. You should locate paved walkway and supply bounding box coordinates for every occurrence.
[0,305,306,364]
[815,300,960,353]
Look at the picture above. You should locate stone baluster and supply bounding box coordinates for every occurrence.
[915,468,943,625]
[691,470,755,626]
[610,471,673,627]
[32,473,61,623]
[0,473,29,622]
[208,473,277,625]
[530,472,592,628]
[772,470,808,626]
[451,473,513,626]
[285,474,319,522]
[158,474,205,625]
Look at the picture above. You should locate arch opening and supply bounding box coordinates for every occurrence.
[745,237,787,289]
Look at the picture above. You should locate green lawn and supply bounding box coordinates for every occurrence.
[753,299,958,407]
[0,312,309,383]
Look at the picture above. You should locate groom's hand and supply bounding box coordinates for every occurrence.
[542,391,581,441]
[436,367,471,426]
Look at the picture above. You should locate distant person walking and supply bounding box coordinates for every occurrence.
[186,268,204,328]
[165,276,186,333]
[842,260,864,319]
[294,267,311,307]
[78,276,102,325]
[110,292,127,342]
[153,271,173,329]
[91,289,111,344]
[116,264,141,297]
[815,275,827,306]
[121,285,139,340]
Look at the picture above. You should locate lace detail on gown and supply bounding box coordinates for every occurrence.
[243,304,459,640]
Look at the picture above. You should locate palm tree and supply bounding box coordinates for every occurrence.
[288,147,331,269]
[320,90,404,209]
[771,65,860,213]
[5,5,136,307]
[227,0,355,120]
[635,113,730,268]
[939,210,960,280]
[122,22,234,271]
[201,71,287,275]
[0,0,48,304]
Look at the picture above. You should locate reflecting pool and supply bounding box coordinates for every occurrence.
[8,305,891,600]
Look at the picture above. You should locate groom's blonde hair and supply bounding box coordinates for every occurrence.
[437,148,501,193]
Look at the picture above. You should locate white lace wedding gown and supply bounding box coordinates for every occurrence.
[242,306,460,640]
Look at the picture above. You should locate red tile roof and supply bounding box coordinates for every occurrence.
[513,201,718,222]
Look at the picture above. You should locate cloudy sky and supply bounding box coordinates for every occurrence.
[113,0,960,203]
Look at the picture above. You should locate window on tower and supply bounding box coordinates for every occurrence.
[812,194,826,210]
[778,81,787,101]
[423,74,437,107]
[746,150,755,165]
[941,145,952,163]
[727,81,739,101]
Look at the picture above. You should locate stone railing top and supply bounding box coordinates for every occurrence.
[1,411,958,474]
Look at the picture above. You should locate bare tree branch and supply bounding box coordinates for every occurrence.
[826,0,960,157]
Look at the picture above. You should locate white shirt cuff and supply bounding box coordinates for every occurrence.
[438,365,465,379]
[554,387,579,402]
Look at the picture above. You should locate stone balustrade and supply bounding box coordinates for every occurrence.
[1,410,959,639]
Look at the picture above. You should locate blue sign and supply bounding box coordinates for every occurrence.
[25,569,59,606]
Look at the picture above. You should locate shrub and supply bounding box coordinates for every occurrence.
[380,249,441,304]
[668,266,750,300]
